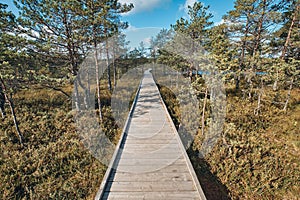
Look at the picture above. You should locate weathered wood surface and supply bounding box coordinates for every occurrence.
[96,71,206,200]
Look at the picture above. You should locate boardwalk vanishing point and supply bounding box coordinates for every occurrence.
[95,70,206,200]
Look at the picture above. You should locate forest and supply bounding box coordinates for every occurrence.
[0,0,299,199]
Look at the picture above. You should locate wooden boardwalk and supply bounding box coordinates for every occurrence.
[95,70,206,200]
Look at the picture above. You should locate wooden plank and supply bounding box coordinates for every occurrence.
[129,122,170,128]
[104,180,196,192]
[126,134,176,140]
[121,148,180,155]
[124,139,178,144]
[127,133,175,138]
[115,163,189,173]
[122,143,180,150]
[117,158,186,166]
[128,126,173,131]
[118,152,184,159]
[121,147,181,153]
[108,172,193,182]
[102,191,200,200]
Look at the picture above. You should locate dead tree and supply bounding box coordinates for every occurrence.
[0,76,24,145]
[0,85,6,118]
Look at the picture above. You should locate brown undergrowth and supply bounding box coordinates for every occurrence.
[159,84,300,200]
[0,82,118,199]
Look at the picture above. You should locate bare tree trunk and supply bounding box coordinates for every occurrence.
[254,79,264,116]
[247,72,254,99]
[106,39,112,92]
[0,106,5,118]
[73,80,80,111]
[76,75,91,109]
[86,66,91,109]
[273,4,299,91]
[62,8,78,76]
[0,77,24,145]
[273,68,279,91]
[176,70,179,88]
[95,47,103,121]
[254,93,261,116]
[113,48,117,89]
[235,73,240,92]
[236,15,250,91]
[252,0,266,58]
[201,87,208,136]
[283,78,293,112]
[0,86,6,118]
[280,4,298,60]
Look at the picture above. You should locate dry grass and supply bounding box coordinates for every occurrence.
[0,76,299,199]
[159,84,300,199]
[0,85,111,199]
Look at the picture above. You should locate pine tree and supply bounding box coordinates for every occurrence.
[0,3,24,145]
[171,2,213,77]
[111,33,129,87]
[224,0,282,91]
[270,0,299,91]
[80,0,132,92]
[208,23,238,72]
[15,0,85,76]
[278,0,300,60]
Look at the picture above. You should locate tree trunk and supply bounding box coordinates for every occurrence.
[0,77,24,145]
[273,68,279,91]
[254,79,264,115]
[95,47,103,121]
[106,39,112,92]
[283,78,293,112]
[61,8,80,110]
[76,75,90,110]
[0,86,6,118]
[252,0,266,58]
[73,80,80,111]
[86,66,91,109]
[62,8,78,75]
[113,45,117,89]
[236,15,250,91]
[201,87,208,136]
[274,4,299,91]
[281,4,299,59]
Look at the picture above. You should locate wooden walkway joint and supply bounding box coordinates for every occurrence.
[95,70,206,200]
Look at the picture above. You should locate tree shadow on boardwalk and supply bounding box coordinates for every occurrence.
[157,83,230,199]
[187,148,231,200]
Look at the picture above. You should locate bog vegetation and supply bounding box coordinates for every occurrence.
[0,0,299,199]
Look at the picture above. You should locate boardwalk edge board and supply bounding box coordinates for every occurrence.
[95,78,143,200]
[153,74,207,200]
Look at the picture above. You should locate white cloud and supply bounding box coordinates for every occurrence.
[119,0,171,15]
[214,19,225,26]
[143,37,151,46]
[126,24,138,31]
[123,27,162,50]
[179,0,198,15]
[214,19,237,26]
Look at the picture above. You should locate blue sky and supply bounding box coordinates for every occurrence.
[5,0,235,49]
[120,0,235,49]
[119,0,235,29]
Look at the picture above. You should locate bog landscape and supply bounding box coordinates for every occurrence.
[0,0,299,199]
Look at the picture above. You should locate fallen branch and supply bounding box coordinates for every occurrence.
[40,84,71,99]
